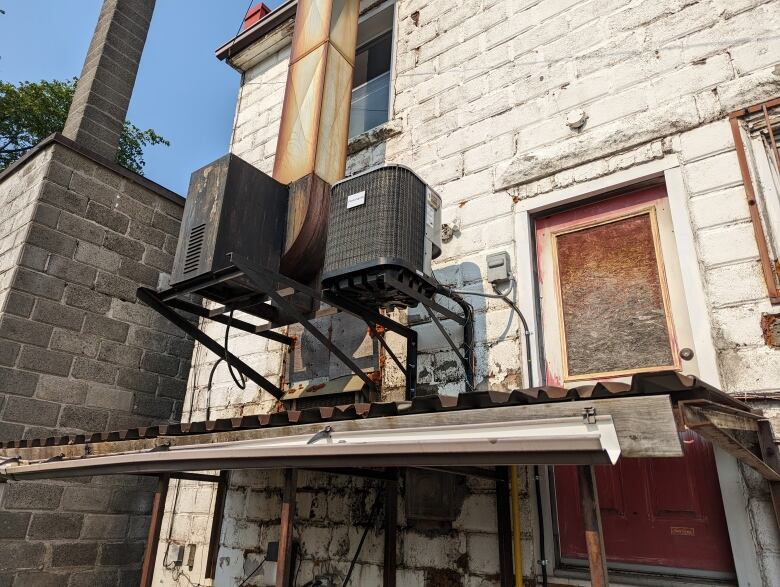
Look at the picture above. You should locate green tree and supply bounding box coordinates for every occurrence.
[0,78,168,174]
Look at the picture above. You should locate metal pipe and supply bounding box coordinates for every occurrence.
[510,465,524,587]
[534,465,548,587]
[140,474,170,587]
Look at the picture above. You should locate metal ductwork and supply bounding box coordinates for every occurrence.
[274,0,360,283]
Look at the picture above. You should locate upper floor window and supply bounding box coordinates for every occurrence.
[349,4,394,138]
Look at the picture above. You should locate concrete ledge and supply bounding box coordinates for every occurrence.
[0,133,184,207]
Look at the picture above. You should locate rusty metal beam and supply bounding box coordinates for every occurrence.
[276,468,298,587]
[140,474,170,587]
[577,465,609,587]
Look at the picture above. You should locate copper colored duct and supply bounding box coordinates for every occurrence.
[274,0,360,282]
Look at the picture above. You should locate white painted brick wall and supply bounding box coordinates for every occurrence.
[161,0,780,585]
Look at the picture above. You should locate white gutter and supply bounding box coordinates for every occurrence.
[0,416,620,481]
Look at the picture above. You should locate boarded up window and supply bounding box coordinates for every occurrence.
[554,211,676,379]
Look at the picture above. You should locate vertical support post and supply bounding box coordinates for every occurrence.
[276,468,298,587]
[140,473,170,587]
[757,420,780,535]
[383,469,398,587]
[577,465,609,587]
[205,471,229,580]
[496,468,515,587]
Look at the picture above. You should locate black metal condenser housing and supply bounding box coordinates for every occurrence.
[170,154,288,308]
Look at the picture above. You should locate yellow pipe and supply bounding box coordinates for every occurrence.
[510,465,524,587]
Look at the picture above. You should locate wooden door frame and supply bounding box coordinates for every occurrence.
[511,156,763,586]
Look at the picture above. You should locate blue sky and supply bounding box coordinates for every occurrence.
[0,1,284,195]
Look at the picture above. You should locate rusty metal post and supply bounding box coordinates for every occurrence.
[495,468,515,587]
[140,474,170,587]
[274,0,360,283]
[276,468,298,587]
[728,114,780,303]
[383,470,398,587]
[205,471,229,579]
[577,465,609,586]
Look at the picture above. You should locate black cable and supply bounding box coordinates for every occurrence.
[491,283,534,389]
[237,556,267,587]
[224,310,247,390]
[342,488,383,586]
[227,0,256,61]
[433,285,477,392]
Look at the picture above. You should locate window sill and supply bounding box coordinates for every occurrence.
[347,119,403,155]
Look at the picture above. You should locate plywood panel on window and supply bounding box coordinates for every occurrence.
[553,210,678,380]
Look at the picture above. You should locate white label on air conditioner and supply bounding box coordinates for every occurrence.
[426,204,435,228]
[347,191,366,209]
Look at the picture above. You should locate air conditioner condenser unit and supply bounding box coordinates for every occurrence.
[322,165,442,310]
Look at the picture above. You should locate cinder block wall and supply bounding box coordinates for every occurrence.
[0,138,192,586]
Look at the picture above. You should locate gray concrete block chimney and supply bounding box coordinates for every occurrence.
[62,0,156,161]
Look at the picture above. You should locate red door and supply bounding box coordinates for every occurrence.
[535,187,735,577]
[555,431,734,574]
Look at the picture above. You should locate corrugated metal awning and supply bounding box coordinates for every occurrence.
[0,371,746,451]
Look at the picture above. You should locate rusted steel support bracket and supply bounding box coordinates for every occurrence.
[577,465,609,586]
[137,287,286,400]
[140,474,170,587]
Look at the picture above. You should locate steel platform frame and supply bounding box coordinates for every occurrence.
[138,254,474,401]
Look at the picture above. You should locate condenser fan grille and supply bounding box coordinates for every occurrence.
[324,167,425,276]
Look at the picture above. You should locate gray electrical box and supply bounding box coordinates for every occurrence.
[486,251,511,285]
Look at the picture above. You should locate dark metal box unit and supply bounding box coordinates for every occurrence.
[322,165,442,310]
[170,154,288,303]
